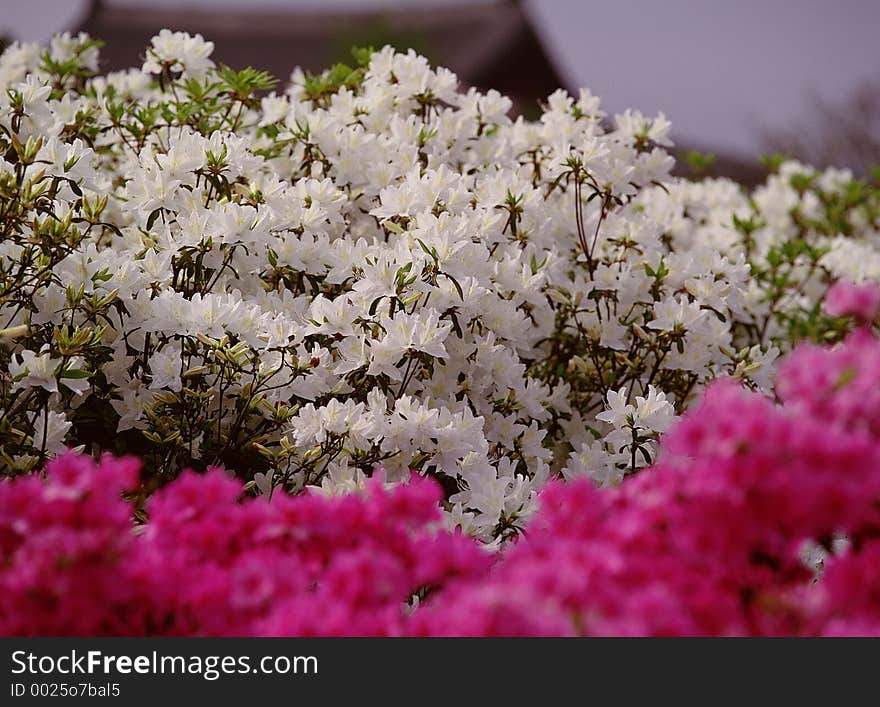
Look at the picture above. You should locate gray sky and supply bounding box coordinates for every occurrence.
[3,0,879,157]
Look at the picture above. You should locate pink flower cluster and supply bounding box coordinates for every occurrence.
[0,456,487,636]
[2,281,880,636]
[146,471,488,636]
[0,454,149,636]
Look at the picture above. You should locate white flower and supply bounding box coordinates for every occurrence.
[148,343,182,392]
[633,386,675,434]
[110,385,149,432]
[32,409,71,454]
[596,387,634,428]
[142,30,214,77]
[9,348,59,393]
[647,295,706,332]
[367,310,452,379]
[732,345,780,391]
[291,403,326,446]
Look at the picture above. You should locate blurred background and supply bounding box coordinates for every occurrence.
[3,0,880,181]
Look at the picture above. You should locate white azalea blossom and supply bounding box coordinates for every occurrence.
[31,409,71,455]
[9,348,60,393]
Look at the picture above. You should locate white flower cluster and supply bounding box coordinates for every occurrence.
[1,32,877,540]
[638,160,880,373]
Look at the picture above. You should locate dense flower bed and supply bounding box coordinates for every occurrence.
[2,287,880,636]
[2,30,880,637]
[2,32,879,541]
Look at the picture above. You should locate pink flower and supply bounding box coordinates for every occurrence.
[0,452,149,636]
[823,280,880,322]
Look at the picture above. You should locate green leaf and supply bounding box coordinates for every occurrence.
[146,208,163,231]
[685,150,716,178]
[369,296,386,317]
[415,238,438,263]
[384,220,405,235]
[759,153,787,174]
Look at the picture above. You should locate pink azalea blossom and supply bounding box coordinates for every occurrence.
[823,280,880,322]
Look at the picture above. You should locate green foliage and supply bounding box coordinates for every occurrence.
[759,152,787,174]
[302,47,372,107]
[685,150,716,178]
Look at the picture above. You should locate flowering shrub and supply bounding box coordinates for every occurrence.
[3,304,880,636]
[0,31,879,540]
[0,452,488,636]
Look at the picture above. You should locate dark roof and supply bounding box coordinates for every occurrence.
[76,0,567,115]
